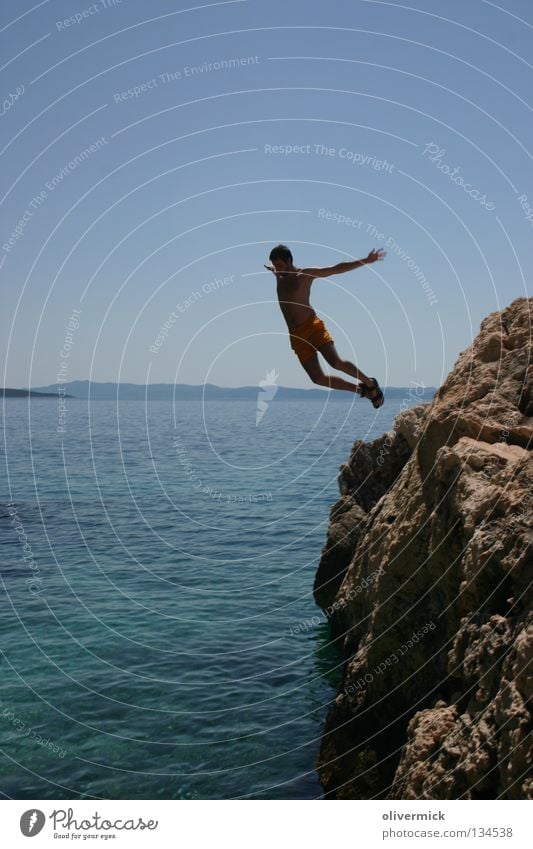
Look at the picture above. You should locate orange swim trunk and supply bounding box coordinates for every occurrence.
[289,313,334,364]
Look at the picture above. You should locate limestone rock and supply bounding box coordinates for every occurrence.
[315,297,533,799]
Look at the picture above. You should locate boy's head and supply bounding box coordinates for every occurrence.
[269,244,293,273]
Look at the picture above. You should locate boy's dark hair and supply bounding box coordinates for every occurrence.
[269,244,293,263]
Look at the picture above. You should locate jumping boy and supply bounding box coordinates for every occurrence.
[265,244,386,407]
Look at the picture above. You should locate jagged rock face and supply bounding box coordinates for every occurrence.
[313,406,424,612]
[315,297,533,800]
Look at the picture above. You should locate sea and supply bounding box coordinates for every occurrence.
[0,392,431,799]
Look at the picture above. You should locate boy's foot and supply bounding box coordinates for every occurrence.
[359,377,384,408]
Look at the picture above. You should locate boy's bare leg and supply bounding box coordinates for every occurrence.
[301,353,362,393]
[319,341,373,386]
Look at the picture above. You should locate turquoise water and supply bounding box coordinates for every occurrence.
[0,395,424,799]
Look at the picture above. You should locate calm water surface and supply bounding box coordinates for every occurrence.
[0,395,426,799]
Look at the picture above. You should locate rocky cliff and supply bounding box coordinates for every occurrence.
[314,296,532,799]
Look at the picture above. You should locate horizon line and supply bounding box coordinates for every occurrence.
[19,379,440,392]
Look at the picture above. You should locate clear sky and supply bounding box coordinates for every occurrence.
[1,0,532,389]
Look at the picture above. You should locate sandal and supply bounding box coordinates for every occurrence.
[359,377,384,408]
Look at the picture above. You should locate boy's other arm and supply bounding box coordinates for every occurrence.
[298,247,386,278]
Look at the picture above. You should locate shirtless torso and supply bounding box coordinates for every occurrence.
[275,268,315,330]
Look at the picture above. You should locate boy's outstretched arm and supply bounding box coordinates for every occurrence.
[298,247,386,278]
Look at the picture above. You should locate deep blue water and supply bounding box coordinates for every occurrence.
[0,394,427,799]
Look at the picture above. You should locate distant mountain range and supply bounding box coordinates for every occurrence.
[11,380,440,401]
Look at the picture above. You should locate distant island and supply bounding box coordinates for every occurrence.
[0,388,72,398]
[22,380,439,401]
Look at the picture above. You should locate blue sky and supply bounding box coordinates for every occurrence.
[1,0,532,389]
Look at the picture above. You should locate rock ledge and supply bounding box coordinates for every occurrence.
[314,297,532,799]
